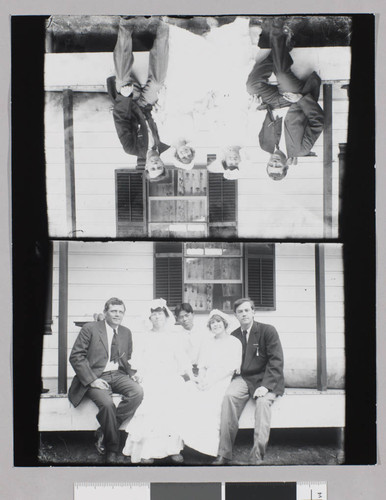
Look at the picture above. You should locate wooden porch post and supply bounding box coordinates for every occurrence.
[315,244,328,391]
[323,83,333,238]
[63,89,76,236]
[338,143,347,221]
[58,241,68,394]
[44,241,53,335]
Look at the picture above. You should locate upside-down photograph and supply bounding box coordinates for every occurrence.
[37,241,345,466]
[44,14,351,239]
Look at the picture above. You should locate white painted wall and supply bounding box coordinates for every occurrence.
[42,242,344,389]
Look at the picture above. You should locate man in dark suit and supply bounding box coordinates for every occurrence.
[68,297,143,463]
[107,17,170,179]
[246,19,324,180]
[213,298,284,465]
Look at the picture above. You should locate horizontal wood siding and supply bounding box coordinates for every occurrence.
[45,49,350,239]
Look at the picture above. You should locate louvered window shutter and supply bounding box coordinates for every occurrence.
[115,170,146,237]
[208,160,237,237]
[245,244,275,310]
[154,242,183,308]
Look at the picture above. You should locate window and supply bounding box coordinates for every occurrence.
[115,170,147,237]
[115,167,237,238]
[154,242,275,312]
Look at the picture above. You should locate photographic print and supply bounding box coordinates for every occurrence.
[38,241,345,466]
[44,15,351,239]
[12,12,375,477]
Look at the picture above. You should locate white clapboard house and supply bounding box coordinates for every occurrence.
[44,46,350,239]
[39,241,345,447]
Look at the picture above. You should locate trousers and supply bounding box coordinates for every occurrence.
[246,30,303,108]
[86,370,144,452]
[217,375,278,461]
[113,18,169,107]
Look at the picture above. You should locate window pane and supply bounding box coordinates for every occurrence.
[184,283,242,312]
[185,242,242,256]
[185,257,241,282]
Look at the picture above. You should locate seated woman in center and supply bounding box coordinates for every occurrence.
[182,309,242,458]
[122,298,191,464]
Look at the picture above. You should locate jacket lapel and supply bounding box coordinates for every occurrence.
[98,321,109,355]
[243,322,261,369]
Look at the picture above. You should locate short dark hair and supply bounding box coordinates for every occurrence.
[144,166,169,182]
[174,303,194,317]
[175,147,195,164]
[104,297,126,313]
[233,297,255,312]
[266,164,289,181]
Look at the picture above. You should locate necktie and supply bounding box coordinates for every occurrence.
[110,328,119,363]
[241,330,248,363]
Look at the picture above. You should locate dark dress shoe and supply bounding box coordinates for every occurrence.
[212,455,230,465]
[170,453,184,463]
[95,427,105,455]
[106,451,117,464]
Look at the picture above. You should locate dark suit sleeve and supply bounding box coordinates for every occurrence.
[112,95,141,155]
[297,94,325,154]
[69,324,99,387]
[262,325,284,392]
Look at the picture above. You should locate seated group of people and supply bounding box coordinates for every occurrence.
[107,16,324,182]
[68,296,284,465]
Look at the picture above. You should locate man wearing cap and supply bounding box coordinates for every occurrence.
[68,297,143,464]
[106,17,170,178]
[213,298,284,465]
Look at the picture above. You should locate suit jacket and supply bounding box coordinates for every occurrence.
[259,71,324,158]
[232,321,285,397]
[106,76,169,159]
[68,321,134,407]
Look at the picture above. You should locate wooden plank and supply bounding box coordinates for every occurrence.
[315,244,328,391]
[58,242,69,394]
[38,389,345,431]
[63,89,76,236]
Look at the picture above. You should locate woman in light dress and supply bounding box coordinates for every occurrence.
[182,309,242,457]
[122,299,191,464]
[156,17,262,172]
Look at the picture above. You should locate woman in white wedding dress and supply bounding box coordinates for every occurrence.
[182,309,242,457]
[122,299,191,464]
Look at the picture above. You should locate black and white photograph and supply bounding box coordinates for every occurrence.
[10,8,377,498]
[44,15,351,239]
[38,241,345,466]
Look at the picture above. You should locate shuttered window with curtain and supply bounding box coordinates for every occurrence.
[154,243,275,311]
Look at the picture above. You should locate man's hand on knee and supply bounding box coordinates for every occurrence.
[283,92,302,103]
[120,84,134,97]
[90,378,110,390]
[253,386,269,399]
